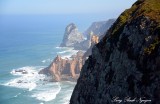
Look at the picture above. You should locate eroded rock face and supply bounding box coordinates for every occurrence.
[39,36,100,82]
[39,34,100,82]
[60,23,84,47]
[39,51,84,81]
[70,0,160,104]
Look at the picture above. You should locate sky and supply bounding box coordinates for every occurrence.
[0,0,137,15]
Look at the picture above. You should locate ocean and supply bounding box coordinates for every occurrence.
[0,14,97,104]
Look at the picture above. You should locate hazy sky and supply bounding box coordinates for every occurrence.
[0,0,137,15]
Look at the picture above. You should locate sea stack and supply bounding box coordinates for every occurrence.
[60,23,84,47]
[70,0,160,104]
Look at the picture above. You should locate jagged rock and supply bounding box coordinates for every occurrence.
[70,0,160,104]
[60,23,84,47]
[39,51,85,81]
[39,35,99,81]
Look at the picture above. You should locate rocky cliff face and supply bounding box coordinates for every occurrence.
[39,51,84,81]
[70,0,160,104]
[39,35,99,82]
[60,23,84,47]
[84,19,115,37]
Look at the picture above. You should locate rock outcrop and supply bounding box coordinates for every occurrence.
[60,23,84,47]
[60,20,114,50]
[70,0,160,104]
[39,35,99,81]
[75,19,114,50]
[39,51,84,81]
[39,35,100,82]
[39,21,104,81]
[84,19,115,37]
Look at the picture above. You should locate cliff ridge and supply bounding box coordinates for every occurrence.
[70,0,160,103]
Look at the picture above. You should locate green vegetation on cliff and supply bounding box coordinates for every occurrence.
[111,0,160,37]
[124,0,160,22]
[108,0,160,55]
[144,37,160,54]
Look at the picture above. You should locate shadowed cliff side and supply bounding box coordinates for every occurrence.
[70,0,160,104]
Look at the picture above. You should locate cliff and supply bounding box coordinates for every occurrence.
[60,23,84,47]
[39,35,99,82]
[60,20,114,50]
[70,0,160,104]
[39,51,84,81]
[84,19,115,37]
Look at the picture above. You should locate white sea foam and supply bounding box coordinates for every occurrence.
[62,94,72,104]
[31,89,61,102]
[4,66,45,91]
[55,81,76,104]
[2,46,78,103]
[64,81,76,85]
[55,46,61,49]
[42,60,46,63]
[62,88,74,104]
[2,66,62,102]
[1,66,76,103]
[55,46,73,49]
[55,46,79,59]
[59,49,78,59]
[41,59,52,63]
[31,82,61,102]
[57,51,67,54]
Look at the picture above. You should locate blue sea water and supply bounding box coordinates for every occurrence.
[0,14,98,104]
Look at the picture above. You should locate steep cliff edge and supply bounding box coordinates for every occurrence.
[70,0,160,104]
